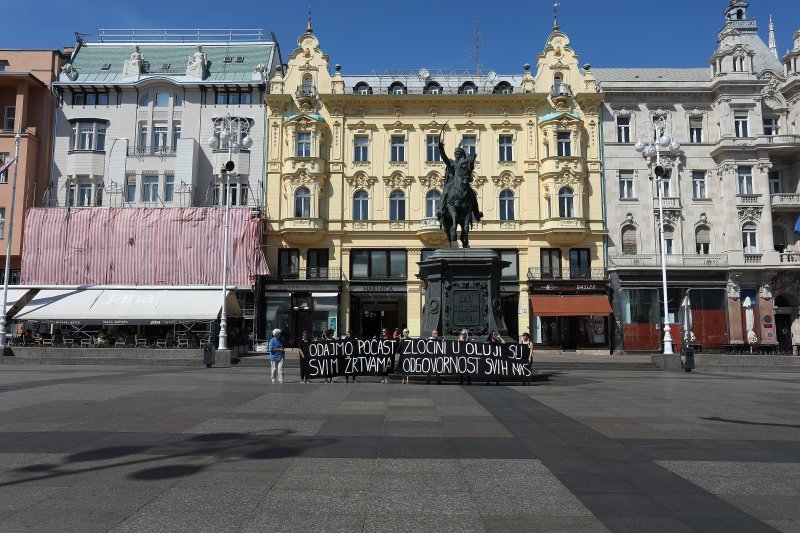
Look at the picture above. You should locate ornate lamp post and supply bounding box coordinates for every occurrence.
[208,116,253,350]
[634,117,681,355]
[0,132,21,348]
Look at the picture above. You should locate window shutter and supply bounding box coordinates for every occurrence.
[696,227,710,244]
[621,226,637,254]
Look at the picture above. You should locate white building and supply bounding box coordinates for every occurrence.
[596,1,800,353]
[51,30,280,210]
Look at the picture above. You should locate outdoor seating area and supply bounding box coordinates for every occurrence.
[6,327,217,350]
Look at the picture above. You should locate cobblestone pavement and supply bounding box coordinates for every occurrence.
[0,365,797,532]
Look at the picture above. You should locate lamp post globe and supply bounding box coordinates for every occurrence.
[634,140,646,153]
[242,135,253,150]
[220,129,232,143]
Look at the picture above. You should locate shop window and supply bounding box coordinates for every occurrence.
[278,249,300,279]
[350,249,407,279]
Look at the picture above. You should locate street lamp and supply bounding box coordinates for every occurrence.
[634,116,681,355]
[0,132,21,349]
[207,115,253,350]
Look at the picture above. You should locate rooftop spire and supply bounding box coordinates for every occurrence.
[306,0,313,33]
[768,15,778,58]
[553,1,561,30]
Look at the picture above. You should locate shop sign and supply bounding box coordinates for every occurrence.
[349,284,407,293]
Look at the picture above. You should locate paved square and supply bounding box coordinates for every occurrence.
[0,365,798,532]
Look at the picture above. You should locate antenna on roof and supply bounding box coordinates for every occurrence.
[472,21,483,72]
[307,0,313,33]
[553,1,561,31]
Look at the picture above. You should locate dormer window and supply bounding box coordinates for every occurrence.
[354,82,372,95]
[235,56,244,63]
[423,82,441,94]
[100,63,111,71]
[459,82,477,94]
[389,82,406,95]
[224,57,233,63]
[493,81,513,94]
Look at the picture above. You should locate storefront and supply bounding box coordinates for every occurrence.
[528,279,612,351]
[611,272,729,353]
[263,280,341,345]
[348,282,407,340]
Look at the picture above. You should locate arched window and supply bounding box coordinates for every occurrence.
[141,95,152,106]
[553,73,563,94]
[294,187,311,218]
[493,81,513,94]
[662,225,675,255]
[389,189,405,221]
[424,82,441,95]
[389,82,406,95]
[695,225,711,254]
[353,189,369,221]
[302,75,313,92]
[354,82,371,95]
[499,189,515,221]
[425,190,441,218]
[621,225,637,255]
[459,82,477,94]
[558,187,574,218]
[742,223,758,254]
[773,225,787,253]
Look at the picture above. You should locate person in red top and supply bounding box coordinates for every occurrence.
[392,328,399,339]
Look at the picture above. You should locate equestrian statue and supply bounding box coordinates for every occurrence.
[436,136,483,248]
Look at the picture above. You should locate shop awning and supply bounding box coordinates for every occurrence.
[2,288,36,317]
[13,288,242,325]
[530,295,612,317]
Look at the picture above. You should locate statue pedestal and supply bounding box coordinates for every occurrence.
[418,249,510,340]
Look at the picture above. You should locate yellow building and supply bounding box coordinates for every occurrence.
[263,26,608,350]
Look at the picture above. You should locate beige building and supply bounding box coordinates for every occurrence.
[264,25,608,348]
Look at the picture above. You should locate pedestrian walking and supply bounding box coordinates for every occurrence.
[298,330,311,383]
[269,329,285,384]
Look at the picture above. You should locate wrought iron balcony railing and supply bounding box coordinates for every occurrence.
[551,83,573,98]
[267,267,342,281]
[128,145,177,156]
[527,267,607,281]
[609,254,728,268]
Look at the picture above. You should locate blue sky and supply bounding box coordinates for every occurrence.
[4,0,798,73]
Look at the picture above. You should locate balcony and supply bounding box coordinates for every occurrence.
[539,157,585,177]
[266,267,342,282]
[542,217,589,246]
[780,253,800,264]
[296,85,318,108]
[127,145,177,157]
[736,194,763,206]
[416,217,447,246]
[743,254,762,265]
[608,254,728,269]
[527,268,607,281]
[653,197,681,210]
[279,218,327,246]
[753,134,800,154]
[771,193,800,212]
[551,83,573,101]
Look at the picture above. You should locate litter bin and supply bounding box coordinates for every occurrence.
[203,344,215,367]
[680,346,695,373]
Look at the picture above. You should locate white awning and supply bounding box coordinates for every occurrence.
[14,288,241,325]
[2,288,36,317]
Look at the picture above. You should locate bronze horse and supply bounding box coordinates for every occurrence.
[438,139,482,248]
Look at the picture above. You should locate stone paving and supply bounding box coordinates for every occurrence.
[0,365,798,532]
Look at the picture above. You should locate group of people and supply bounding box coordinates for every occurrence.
[267,327,536,386]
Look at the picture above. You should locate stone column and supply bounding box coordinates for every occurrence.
[407,249,423,337]
[727,272,744,344]
[758,274,778,346]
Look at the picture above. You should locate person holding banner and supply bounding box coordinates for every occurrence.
[401,329,411,384]
[380,328,391,384]
[522,332,534,386]
[426,329,443,385]
[458,329,472,385]
[298,331,311,383]
[486,330,504,386]
[268,329,285,384]
[345,330,358,383]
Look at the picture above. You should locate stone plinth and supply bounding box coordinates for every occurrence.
[418,249,510,340]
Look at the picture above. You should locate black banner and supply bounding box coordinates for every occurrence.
[398,339,531,379]
[300,339,530,380]
[301,340,397,379]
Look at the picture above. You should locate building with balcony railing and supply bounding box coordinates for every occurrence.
[263,23,609,350]
[596,1,800,353]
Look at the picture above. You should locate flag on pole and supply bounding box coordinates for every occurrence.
[794,215,800,234]
[0,156,17,176]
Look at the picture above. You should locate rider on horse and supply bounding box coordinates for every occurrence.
[436,138,483,225]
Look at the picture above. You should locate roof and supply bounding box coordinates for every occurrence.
[0,72,48,89]
[63,42,275,84]
[592,68,711,83]
[716,31,784,74]
[341,72,522,94]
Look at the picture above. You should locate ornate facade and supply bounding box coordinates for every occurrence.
[598,0,800,352]
[263,26,607,348]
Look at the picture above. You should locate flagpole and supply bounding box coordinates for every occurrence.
[0,131,22,349]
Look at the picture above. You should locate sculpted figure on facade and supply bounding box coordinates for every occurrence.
[123,45,143,77]
[186,45,208,79]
